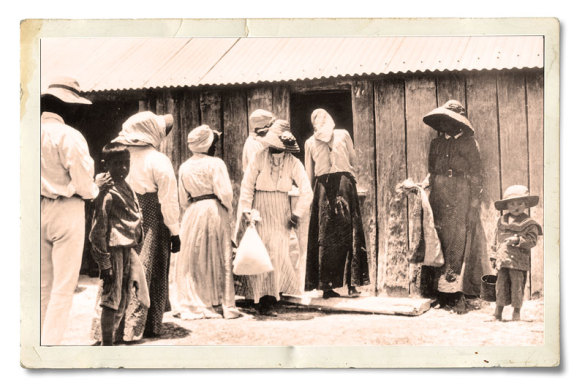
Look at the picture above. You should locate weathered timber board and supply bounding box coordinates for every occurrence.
[374,78,409,296]
[351,79,377,292]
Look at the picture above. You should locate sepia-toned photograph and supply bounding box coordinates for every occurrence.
[20,18,560,368]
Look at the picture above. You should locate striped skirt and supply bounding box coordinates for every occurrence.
[235,191,300,303]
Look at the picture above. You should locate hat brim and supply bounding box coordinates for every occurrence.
[423,107,474,134]
[41,88,92,105]
[494,195,539,211]
[262,136,300,153]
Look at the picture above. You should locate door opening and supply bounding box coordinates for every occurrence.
[289,90,353,164]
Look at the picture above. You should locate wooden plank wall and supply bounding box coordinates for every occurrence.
[351,80,378,292]
[132,70,544,299]
[374,79,409,296]
[375,69,544,298]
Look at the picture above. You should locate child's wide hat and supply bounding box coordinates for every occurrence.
[494,185,539,211]
[423,100,474,135]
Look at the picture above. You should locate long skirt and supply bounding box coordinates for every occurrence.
[305,172,369,291]
[424,175,485,296]
[235,191,299,303]
[124,192,171,340]
[172,199,236,319]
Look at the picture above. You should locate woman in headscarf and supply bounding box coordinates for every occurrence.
[112,111,181,339]
[422,100,487,314]
[172,125,241,320]
[236,120,313,316]
[304,109,369,299]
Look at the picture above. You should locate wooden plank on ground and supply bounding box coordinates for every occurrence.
[404,76,437,296]
[497,71,531,298]
[466,72,501,278]
[222,89,249,214]
[281,294,433,316]
[526,71,545,298]
[351,79,377,293]
[272,85,291,122]
[200,91,223,158]
[374,78,409,296]
[436,73,467,107]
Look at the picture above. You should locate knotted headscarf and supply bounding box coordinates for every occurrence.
[249,109,275,134]
[187,125,217,154]
[311,108,335,143]
[113,111,173,148]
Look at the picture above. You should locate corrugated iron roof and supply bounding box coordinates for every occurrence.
[41,36,543,92]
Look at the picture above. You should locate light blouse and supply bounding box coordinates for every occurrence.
[239,149,313,218]
[125,145,180,236]
[178,154,234,213]
[304,129,357,185]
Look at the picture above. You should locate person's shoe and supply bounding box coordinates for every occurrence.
[512,308,521,321]
[348,286,361,298]
[322,290,341,299]
[453,294,468,315]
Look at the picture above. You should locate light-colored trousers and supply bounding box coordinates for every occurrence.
[40,197,85,345]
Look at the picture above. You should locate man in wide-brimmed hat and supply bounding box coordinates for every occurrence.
[40,76,100,345]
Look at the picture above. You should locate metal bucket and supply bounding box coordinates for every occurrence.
[480,274,497,302]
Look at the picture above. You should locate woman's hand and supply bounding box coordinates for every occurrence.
[288,214,299,229]
[170,235,181,253]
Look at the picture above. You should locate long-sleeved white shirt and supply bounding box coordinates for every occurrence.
[241,134,265,173]
[178,153,234,214]
[304,129,357,185]
[41,112,99,200]
[238,149,313,218]
[125,145,180,236]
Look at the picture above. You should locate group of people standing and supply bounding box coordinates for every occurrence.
[40,76,541,346]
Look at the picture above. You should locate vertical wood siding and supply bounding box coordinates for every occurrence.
[131,69,543,298]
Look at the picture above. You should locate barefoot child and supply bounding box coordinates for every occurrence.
[490,185,542,321]
[90,143,143,345]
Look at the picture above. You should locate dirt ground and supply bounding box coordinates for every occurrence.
[62,275,544,346]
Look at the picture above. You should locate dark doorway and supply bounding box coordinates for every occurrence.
[290,90,353,164]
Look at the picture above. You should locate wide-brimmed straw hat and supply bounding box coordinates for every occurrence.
[41,76,92,105]
[494,185,539,211]
[423,100,474,135]
[261,120,300,153]
[187,124,221,153]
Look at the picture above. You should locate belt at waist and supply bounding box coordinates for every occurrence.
[434,169,466,178]
[188,193,219,203]
[41,194,84,201]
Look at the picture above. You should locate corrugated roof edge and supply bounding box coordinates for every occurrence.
[86,66,543,92]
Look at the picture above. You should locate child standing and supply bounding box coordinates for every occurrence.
[90,143,143,345]
[490,185,542,321]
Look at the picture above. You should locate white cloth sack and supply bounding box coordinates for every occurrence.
[233,224,273,275]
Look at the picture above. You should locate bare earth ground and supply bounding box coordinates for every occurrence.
[62,275,544,346]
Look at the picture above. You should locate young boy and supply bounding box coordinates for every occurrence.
[89,143,143,345]
[490,185,542,321]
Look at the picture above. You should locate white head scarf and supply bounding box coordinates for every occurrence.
[311,108,335,143]
[187,125,216,154]
[249,109,275,132]
[113,111,172,148]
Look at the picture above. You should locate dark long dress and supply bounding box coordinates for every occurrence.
[305,172,369,291]
[423,133,486,296]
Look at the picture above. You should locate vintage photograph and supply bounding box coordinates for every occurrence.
[21,18,560,368]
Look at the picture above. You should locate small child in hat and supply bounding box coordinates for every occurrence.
[89,143,144,345]
[490,185,542,321]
